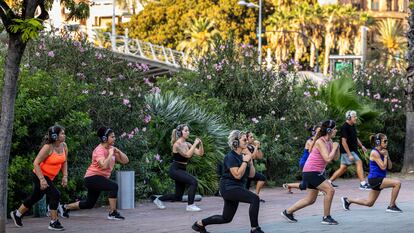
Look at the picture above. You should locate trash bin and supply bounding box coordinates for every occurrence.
[116,171,135,209]
[33,195,47,217]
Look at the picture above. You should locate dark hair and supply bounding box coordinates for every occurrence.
[307,123,321,137]
[370,133,386,147]
[97,127,114,143]
[41,125,65,146]
[310,120,336,151]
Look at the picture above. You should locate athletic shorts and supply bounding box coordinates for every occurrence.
[368,177,384,191]
[302,172,326,189]
[340,151,361,165]
[248,172,266,182]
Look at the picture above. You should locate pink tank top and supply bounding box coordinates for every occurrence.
[303,139,333,172]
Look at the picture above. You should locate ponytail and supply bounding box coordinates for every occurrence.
[171,129,178,145]
[370,133,386,147]
[309,120,335,152]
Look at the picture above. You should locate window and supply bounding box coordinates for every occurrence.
[371,0,379,10]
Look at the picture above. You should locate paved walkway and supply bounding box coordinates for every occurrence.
[7,175,414,233]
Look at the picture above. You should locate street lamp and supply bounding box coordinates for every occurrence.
[111,0,116,50]
[238,0,262,65]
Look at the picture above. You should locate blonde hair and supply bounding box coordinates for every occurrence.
[171,124,187,145]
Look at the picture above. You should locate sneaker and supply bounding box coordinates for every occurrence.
[186,204,202,212]
[108,210,125,220]
[341,197,350,211]
[359,183,371,190]
[153,197,166,209]
[321,215,338,225]
[328,180,338,187]
[282,183,293,194]
[192,221,209,233]
[61,204,69,218]
[10,210,23,228]
[281,209,297,223]
[251,227,265,233]
[386,205,403,213]
[48,219,64,231]
[318,191,326,196]
[260,199,266,203]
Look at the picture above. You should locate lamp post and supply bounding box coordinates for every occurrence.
[238,0,262,65]
[266,30,320,73]
[111,0,116,50]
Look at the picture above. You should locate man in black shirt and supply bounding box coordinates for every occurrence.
[328,110,370,190]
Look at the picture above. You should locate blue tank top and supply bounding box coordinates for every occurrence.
[299,149,310,168]
[367,148,387,179]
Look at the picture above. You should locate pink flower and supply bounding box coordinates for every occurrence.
[128,133,134,139]
[106,77,112,82]
[252,118,259,124]
[142,127,147,132]
[121,132,127,138]
[391,98,399,103]
[123,98,130,105]
[151,87,161,94]
[206,75,212,80]
[134,127,139,133]
[144,115,152,124]
[373,93,381,100]
[154,154,161,161]
[47,51,55,57]
[303,91,311,97]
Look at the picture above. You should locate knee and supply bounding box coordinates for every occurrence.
[326,187,335,196]
[81,201,95,209]
[366,201,375,207]
[395,180,401,188]
[305,197,317,205]
[222,215,234,223]
[252,194,260,205]
[190,179,198,187]
[112,182,119,192]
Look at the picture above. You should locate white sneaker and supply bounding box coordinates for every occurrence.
[153,198,166,209]
[186,204,202,212]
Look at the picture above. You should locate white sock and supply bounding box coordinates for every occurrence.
[15,210,22,217]
[361,181,366,185]
[328,180,332,183]
[50,219,57,224]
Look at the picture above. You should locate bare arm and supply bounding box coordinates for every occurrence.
[229,153,252,180]
[357,138,367,153]
[371,150,388,170]
[33,144,52,190]
[341,138,352,157]
[114,147,129,164]
[176,141,199,158]
[97,147,114,169]
[61,143,68,187]
[193,139,204,156]
[316,140,339,163]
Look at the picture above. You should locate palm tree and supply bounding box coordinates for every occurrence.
[375,18,406,68]
[177,18,219,58]
[144,93,229,194]
[402,4,414,173]
[267,10,294,65]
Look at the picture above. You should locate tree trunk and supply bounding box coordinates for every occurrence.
[0,34,26,233]
[402,6,414,174]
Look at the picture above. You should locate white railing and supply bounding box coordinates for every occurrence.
[91,29,197,71]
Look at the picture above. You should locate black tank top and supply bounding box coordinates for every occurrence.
[173,152,189,163]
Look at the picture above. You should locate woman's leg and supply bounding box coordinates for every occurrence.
[286,189,318,214]
[379,178,401,207]
[200,198,239,226]
[347,190,381,207]
[317,180,335,217]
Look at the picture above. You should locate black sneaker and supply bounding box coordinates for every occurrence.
[321,215,338,225]
[386,205,403,213]
[192,221,210,233]
[330,181,338,187]
[260,199,266,203]
[281,209,297,223]
[359,183,371,190]
[10,210,23,227]
[61,204,69,218]
[251,227,265,233]
[108,210,125,220]
[341,197,350,210]
[48,219,64,231]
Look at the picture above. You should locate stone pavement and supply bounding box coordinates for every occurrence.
[6,176,414,233]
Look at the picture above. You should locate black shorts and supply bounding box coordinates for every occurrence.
[248,172,266,182]
[368,177,384,191]
[302,172,326,189]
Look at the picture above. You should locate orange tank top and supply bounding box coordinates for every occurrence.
[33,147,66,181]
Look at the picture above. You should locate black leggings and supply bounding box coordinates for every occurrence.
[159,162,198,205]
[79,175,118,209]
[201,187,260,228]
[23,173,60,210]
